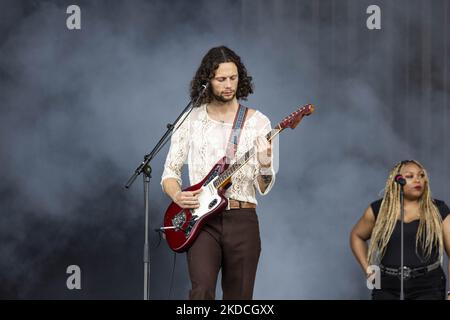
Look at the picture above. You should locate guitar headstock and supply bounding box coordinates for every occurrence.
[279,104,315,130]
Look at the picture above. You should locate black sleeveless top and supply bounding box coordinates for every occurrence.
[370,199,449,268]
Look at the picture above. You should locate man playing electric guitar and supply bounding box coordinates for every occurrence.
[161,46,276,300]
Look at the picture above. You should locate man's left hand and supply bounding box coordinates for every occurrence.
[255,136,272,168]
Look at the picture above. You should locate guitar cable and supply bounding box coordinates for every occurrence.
[154,227,177,299]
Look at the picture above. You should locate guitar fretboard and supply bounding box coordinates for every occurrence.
[213,125,282,189]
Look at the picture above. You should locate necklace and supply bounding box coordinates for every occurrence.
[206,106,225,123]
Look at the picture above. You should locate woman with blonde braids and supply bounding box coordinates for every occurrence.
[350,160,450,300]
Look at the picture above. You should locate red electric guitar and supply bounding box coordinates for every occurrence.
[162,104,315,252]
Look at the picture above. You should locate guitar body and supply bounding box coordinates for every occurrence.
[163,156,231,253]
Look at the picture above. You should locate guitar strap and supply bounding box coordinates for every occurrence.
[225,104,248,161]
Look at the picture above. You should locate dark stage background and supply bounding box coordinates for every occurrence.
[0,0,449,299]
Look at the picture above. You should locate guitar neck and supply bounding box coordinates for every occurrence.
[213,125,283,189]
[211,103,314,189]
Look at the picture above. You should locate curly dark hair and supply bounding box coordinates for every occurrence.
[190,46,254,105]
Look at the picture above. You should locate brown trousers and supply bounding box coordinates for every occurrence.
[186,208,261,300]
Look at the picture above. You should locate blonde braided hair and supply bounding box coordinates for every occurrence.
[368,160,443,265]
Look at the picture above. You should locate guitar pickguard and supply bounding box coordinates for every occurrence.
[170,178,223,240]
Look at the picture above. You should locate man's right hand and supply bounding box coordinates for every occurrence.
[173,189,203,209]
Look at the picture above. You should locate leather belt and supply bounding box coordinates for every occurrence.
[226,199,256,210]
[380,260,441,280]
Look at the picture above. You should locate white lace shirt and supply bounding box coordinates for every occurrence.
[161,104,276,205]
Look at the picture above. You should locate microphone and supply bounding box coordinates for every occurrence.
[200,82,209,93]
[192,82,209,108]
[394,174,406,186]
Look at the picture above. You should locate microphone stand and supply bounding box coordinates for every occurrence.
[124,84,208,300]
[399,184,405,300]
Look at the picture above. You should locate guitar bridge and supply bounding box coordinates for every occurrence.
[172,211,186,230]
[172,211,198,238]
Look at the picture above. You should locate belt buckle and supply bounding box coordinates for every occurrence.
[399,266,411,280]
